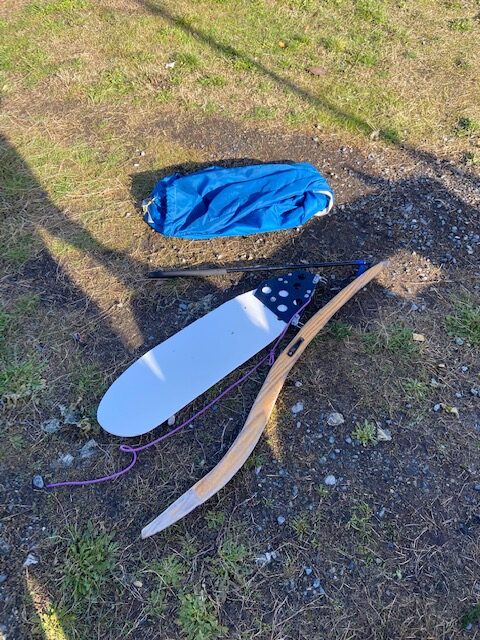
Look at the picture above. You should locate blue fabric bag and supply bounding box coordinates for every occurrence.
[142,162,333,239]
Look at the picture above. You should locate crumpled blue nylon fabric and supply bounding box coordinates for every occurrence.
[142,162,334,239]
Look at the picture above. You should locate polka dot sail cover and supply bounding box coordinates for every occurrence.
[142,162,334,240]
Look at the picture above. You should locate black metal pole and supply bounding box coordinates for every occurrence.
[146,259,369,279]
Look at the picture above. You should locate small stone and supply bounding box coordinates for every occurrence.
[295,381,303,387]
[61,406,81,425]
[255,551,277,567]
[23,553,39,568]
[291,401,304,415]
[133,580,143,588]
[41,418,61,434]
[377,427,392,442]
[378,507,386,518]
[79,439,97,459]
[0,574,7,584]
[327,412,345,427]
[277,515,286,525]
[328,436,335,445]
[319,456,327,464]
[307,66,327,76]
[165,61,175,69]
[433,404,441,412]
[324,475,336,486]
[58,453,74,467]
[345,436,352,444]
[32,475,44,489]
[470,388,479,397]
[167,415,176,426]
[304,566,313,575]
[412,333,425,342]
[454,337,464,346]
[312,579,325,594]
[474,484,480,492]
[0,539,11,556]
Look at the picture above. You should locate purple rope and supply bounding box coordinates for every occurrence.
[46,298,311,489]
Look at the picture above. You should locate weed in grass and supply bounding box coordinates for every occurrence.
[249,106,276,120]
[8,433,26,450]
[0,308,12,352]
[461,603,480,629]
[25,0,90,15]
[315,484,330,499]
[362,325,419,359]
[62,523,118,607]
[151,554,187,590]
[205,510,226,530]
[352,420,377,446]
[214,537,250,584]
[156,89,174,103]
[145,588,166,620]
[0,233,35,266]
[327,320,352,339]
[355,0,386,24]
[380,127,401,144]
[87,69,134,103]
[321,35,348,53]
[176,51,200,69]
[446,300,480,347]
[465,151,480,166]
[449,18,474,32]
[0,148,35,194]
[73,364,105,404]
[14,294,41,316]
[0,356,45,402]
[402,378,430,404]
[290,513,310,540]
[455,116,480,137]
[347,502,373,537]
[177,591,227,640]
[197,74,226,87]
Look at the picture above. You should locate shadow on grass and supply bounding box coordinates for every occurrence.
[135,0,480,192]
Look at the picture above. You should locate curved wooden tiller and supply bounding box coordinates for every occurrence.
[141,261,387,538]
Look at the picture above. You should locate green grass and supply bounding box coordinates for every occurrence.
[347,502,373,537]
[149,554,187,590]
[461,603,480,628]
[213,537,251,585]
[449,17,475,32]
[455,116,480,137]
[205,510,226,529]
[327,320,352,339]
[62,523,118,607]
[402,377,430,404]
[1,0,479,148]
[177,591,227,640]
[362,325,420,359]
[72,363,106,405]
[290,513,311,540]
[86,68,135,103]
[145,588,166,620]
[0,356,45,401]
[446,300,480,347]
[352,420,377,446]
